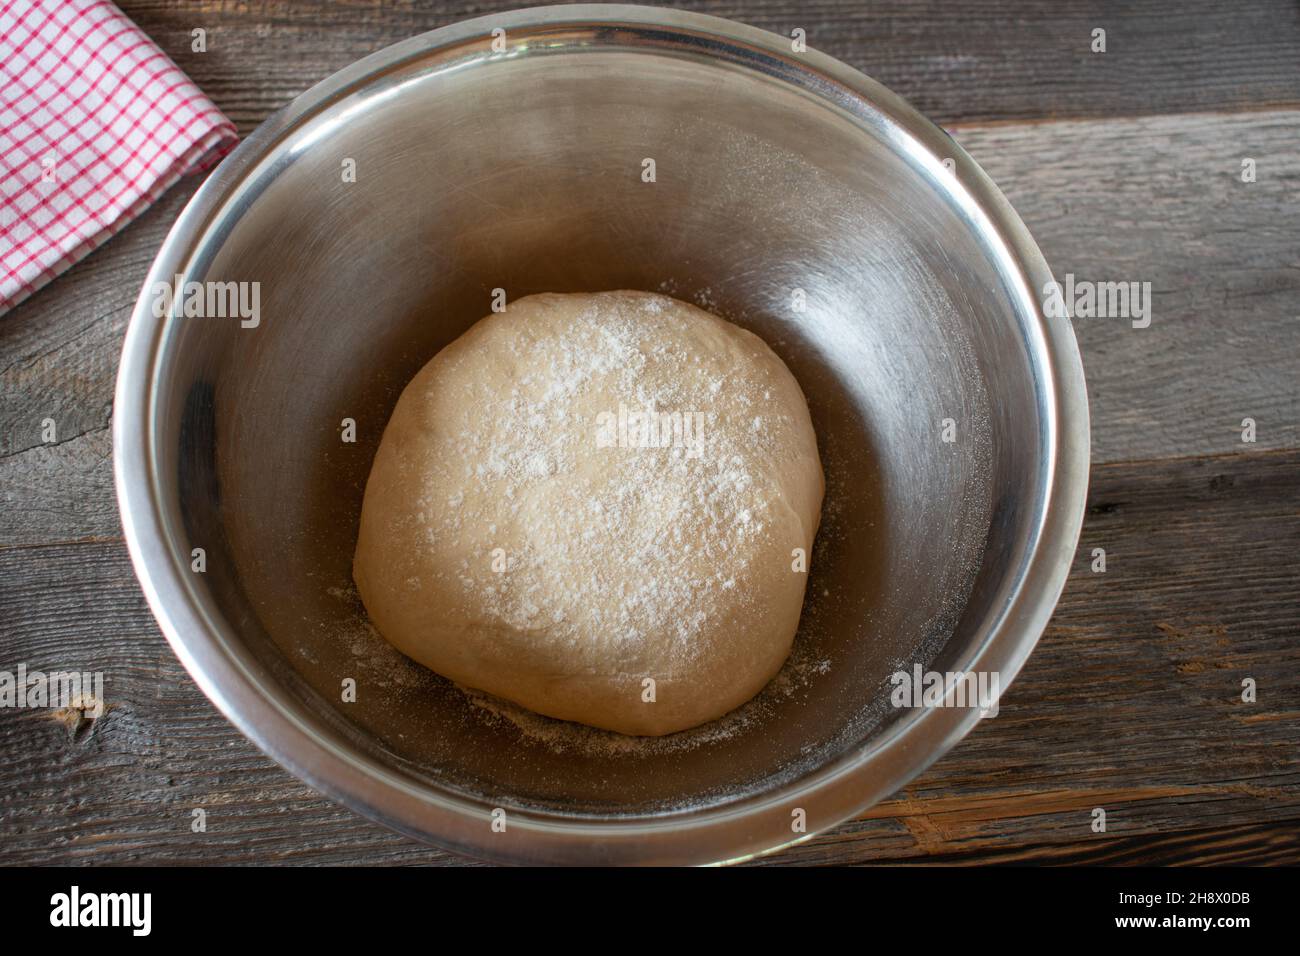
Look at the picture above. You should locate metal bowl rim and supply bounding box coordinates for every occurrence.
[113,3,1090,865]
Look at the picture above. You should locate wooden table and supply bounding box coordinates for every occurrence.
[2,0,1297,866]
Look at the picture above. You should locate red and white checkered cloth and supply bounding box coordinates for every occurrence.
[0,0,237,315]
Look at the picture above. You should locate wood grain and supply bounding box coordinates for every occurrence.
[956,109,1300,464]
[3,108,1298,550]
[114,0,1300,130]
[763,820,1300,866]
[2,449,1295,865]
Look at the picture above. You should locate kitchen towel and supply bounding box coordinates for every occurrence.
[0,0,238,315]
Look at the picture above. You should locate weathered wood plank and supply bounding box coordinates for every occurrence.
[115,0,1300,129]
[957,109,1300,463]
[759,820,1300,866]
[2,109,1298,551]
[0,185,199,547]
[0,429,115,548]
[0,187,194,465]
[2,448,1296,865]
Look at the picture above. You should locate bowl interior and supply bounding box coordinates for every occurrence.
[153,38,1044,818]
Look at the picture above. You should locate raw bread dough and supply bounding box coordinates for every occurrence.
[353,291,823,735]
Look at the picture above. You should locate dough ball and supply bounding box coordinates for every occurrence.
[353,291,823,735]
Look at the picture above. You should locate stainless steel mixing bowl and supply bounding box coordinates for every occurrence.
[114,4,1088,864]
